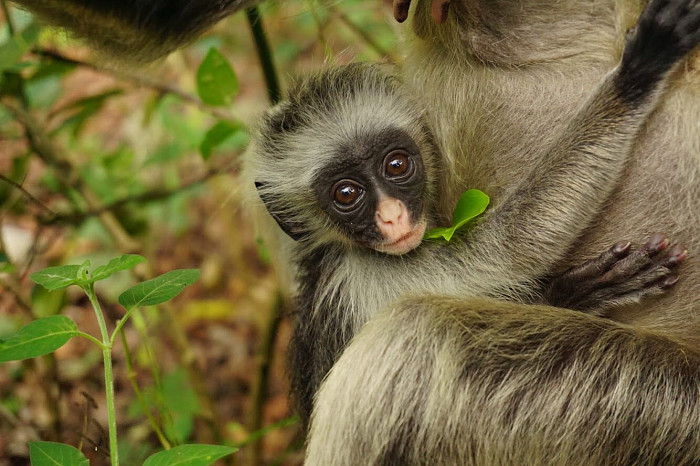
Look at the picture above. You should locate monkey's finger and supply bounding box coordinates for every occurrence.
[657,244,688,269]
[603,244,686,294]
[599,233,669,283]
[616,274,680,303]
[658,0,688,25]
[558,242,632,281]
[644,0,671,19]
[602,264,673,295]
[432,0,451,24]
[394,0,412,23]
[583,274,678,313]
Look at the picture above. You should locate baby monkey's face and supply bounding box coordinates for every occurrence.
[313,127,427,255]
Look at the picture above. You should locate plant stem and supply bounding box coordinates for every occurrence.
[77,331,107,349]
[119,328,171,450]
[245,6,281,104]
[1,0,15,35]
[110,307,138,345]
[248,292,283,466]
[330,6,396,62]
[85,284,119,465]
[32,48,235,121]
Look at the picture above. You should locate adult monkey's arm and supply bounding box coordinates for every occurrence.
[8,0,257,62]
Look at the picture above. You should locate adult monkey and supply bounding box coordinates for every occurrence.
[394,0,700,346]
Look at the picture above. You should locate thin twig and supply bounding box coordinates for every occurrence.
[1,98,76,182]
[120,328,172,450]
[245,7,282,104]
[2,94,141,250]
[1,0,15,35]
[330,6,396,61]
[77,431,110,457]
[43,168,223,225]
[18,223,46,279]
[0,174,55,215]
[0,278,32,312]
[248,292,284,466]
[78,392,98,451]
[32,48,235,121]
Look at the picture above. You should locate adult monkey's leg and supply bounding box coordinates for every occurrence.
[307,296,700,466]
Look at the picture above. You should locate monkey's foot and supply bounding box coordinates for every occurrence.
[617,0,700,101]
[545,233,687,316]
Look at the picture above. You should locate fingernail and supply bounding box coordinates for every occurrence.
[660,275,679,289]
[612,241,631,255]
[645,232,669,253]
[666,245,688,266]
[394,0,410,23]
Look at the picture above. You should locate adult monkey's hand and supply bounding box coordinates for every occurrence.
[393,0,451,23]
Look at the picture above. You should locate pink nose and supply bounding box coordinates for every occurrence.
[375,198,412,242]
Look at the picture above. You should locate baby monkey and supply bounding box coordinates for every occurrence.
[255,68,681,307]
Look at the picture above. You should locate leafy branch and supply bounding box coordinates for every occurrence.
[0,255,239,465]
[31,48,235,121]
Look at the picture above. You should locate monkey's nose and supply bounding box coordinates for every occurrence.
[375,198,412,241]
[376,198,403,223]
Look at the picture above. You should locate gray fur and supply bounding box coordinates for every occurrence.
[246,0,700,463]
[6,0,697,461]
[405,0,699,347]
[308,296,700,465]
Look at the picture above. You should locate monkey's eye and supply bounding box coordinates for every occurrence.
[384,151,413,180]
[332,180,364,209]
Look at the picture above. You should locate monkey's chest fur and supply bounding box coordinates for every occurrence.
[404,34,699,349]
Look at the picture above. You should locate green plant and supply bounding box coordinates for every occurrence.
[0,254,237,465]
[424,189,490,242]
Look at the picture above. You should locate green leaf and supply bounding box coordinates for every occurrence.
[91,254,146,283]
[29,265,84,291]
[424,189,490,242]
[0,316,78,362]
[53,89,124,137]
[196,48,239,106]
[0,262,16,274]
[29,441,89,466]
[0,251,15,274]
[0,21,41,72]
[143,444,236,466]
[200,120,243,160]
[31,287,66,319]
[118,269,200,310]
[161,368,200,442]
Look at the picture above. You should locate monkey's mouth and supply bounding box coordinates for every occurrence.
[374,221,426,255]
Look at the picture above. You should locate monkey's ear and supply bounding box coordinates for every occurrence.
[255,181,307,241]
